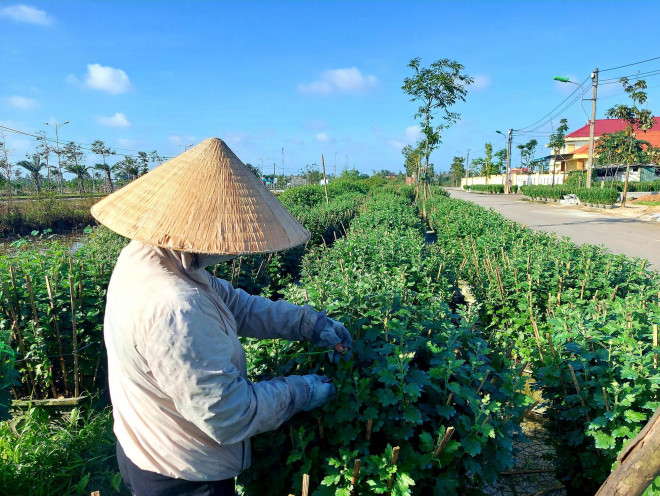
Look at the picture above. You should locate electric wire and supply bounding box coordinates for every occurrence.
[600,56,660,73]
[0,124,175,161]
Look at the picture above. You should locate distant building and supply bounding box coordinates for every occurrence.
[550,118,660,173]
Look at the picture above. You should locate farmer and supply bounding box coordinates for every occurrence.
[91,138,352,496]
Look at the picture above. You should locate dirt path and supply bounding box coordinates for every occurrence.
[449,189,660,271]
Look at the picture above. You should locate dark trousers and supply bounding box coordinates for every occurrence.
[116,442,236,496]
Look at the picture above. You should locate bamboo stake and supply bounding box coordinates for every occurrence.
[654,324,658,370]
[568,364,591,421]
[46,276,69,395]
[25,274,39,325]
[387,446,401,490]
[603,387,611,412]
[69,276,79,397]
[9,266,19,303]
[528,303,544,362]
[557,276,563,306]
[434,426,455,457]
[351,459,361,489]
[476,371,491,395]
[366,418,373,441]
[546,333,568,396]
[26,274,57,398]
[302,474,310,496]
[321,154,329,205]
[610,284,619,301]
[3,278,39,397]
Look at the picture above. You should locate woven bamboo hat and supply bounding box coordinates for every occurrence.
[90,138,310,254]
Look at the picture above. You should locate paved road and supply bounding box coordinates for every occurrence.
[448,189,660,271]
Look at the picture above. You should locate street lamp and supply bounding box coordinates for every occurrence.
[44,120,69,193]
[554,74,598,188]
[496,129,512,194]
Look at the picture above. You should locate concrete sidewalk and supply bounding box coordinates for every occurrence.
[448,189,660,271]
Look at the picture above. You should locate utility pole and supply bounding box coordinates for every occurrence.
[586,68,598,188]
[45,120,69,194]
[506,129,512,194]
[465,148,471,184]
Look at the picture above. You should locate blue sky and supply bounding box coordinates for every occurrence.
[2,0,660,176]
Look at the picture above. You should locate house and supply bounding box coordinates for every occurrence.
[550,118,660,174]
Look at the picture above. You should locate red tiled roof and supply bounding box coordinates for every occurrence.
[566,118,660,138]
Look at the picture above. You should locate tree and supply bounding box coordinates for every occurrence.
[116,155,140,183]
[402,57,473,186]
[595,131,650,166]
[91,140,117,192]
[137,151,150,176]
[494,148,507,175]
[401,143,423,178]
[149,150,164,167]
[481,142,498,181]
[244,163,261,178]
[548,118,569,185]
[449,156,465,186]
[62,141,86,196]
[605,77,655,206]
[17,153,44,194]
[36,132,53,192]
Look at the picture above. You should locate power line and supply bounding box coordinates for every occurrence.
[516,76,590,132]
[0,124,175,160]
[600,55,660,73]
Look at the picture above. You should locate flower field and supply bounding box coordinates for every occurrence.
[0,181,659,495]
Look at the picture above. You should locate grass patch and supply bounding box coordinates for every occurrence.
[634,200,660,206]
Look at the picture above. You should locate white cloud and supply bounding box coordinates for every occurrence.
[8,95,38,110]
[0,5,52,25]
[388,140,406,150]
[405,125,421,142]
[472,75,491,91]
[299,67,379,96]
[83,64,131,94]
[316,132,329,142]
[97,112,131,127]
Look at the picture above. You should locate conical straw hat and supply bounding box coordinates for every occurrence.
[91,138,310,254]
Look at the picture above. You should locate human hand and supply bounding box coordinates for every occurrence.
[310,311,352,363]
[302,375,336,411]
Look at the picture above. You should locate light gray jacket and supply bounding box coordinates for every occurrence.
[104,240,318,481]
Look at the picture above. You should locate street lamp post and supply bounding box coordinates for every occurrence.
[554,73,598,188]
[496,129,513,194]
[44,120,69,194]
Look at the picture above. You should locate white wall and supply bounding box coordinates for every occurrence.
[461,173,566,188]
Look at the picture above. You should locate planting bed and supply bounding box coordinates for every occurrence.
[1,180,659,495]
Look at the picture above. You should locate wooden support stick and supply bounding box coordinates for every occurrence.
[301,474,310,496]
[9,266,19,303]
[557,276,563,306]
[46,276,68,395]
[610,284,619,301]
[528,305,544,362]
[69,276,79,397]
[26,274,56,398]
[366,418,373,441]
[603,387,611,412]
[351,459,361,487]
[321,154,329,205]
[387,446,401,489]
[568,364,591,421]
[25,274,39,325]
[434,427,455,458]
[476,371,491,395]
[445,392,454,406]
[580,278,586,300]
[654,324,658,370]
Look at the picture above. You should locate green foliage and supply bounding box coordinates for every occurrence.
[240,191,530,495]
[425,194,660,492]
[0,198,97,237]
[466,184,504,194]
[0,406,127,495]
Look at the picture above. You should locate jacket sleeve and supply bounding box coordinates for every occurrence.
[145,296,310,446]
[205,273,319,341]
